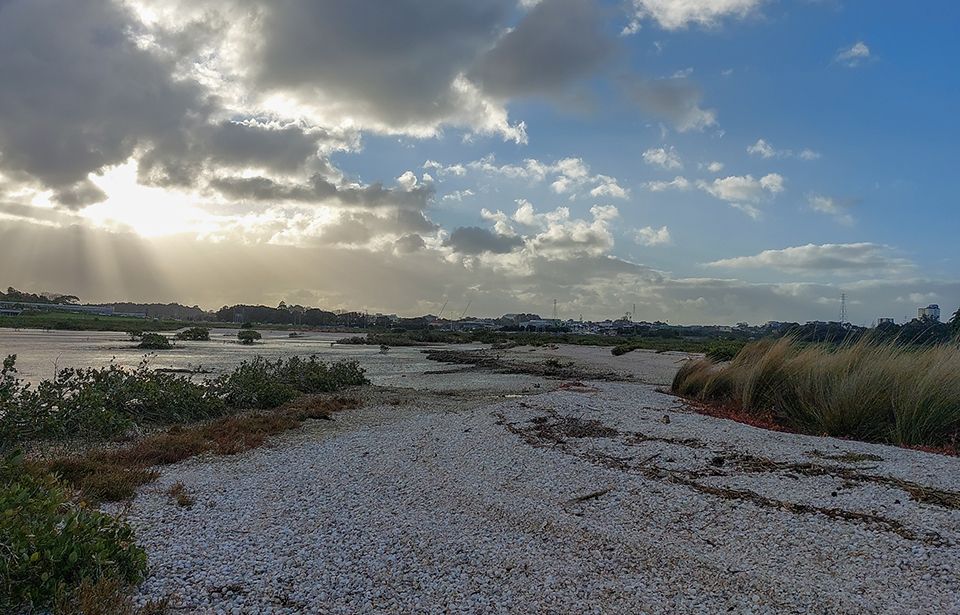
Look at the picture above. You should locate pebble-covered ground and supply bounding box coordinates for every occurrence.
[121,358,960,614]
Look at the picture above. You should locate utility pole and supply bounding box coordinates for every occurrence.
[840,293,847,326]
[552,299,558,321]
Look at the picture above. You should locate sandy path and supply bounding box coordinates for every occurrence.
[124,377,960,614]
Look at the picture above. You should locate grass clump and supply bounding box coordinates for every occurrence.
[672,338,960,451]
[1,452,148,612]
[166,481,195,508]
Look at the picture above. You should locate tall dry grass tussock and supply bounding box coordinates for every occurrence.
[672,338,960,451]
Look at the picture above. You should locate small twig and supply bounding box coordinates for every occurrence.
[567,486,613,505]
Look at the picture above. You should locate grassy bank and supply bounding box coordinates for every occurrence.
[0,311,185,333]
[672,338,960,452]
[1,355,367,612]
[341,329,739,354]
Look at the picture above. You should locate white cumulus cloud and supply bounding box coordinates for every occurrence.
[634,225,672,246]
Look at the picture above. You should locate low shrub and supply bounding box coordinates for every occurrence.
[0,355,367,447]
[237,329,261,345]
[0,359,226,444]
[136,333,172,350]
[672,338,960,450]
[1,452,147,612]
[175,327,210,341]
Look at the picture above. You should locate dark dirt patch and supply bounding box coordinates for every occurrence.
[497,409,952,545]
[424,349,628,382]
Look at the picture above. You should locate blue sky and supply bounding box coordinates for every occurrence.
[0,0,957,323]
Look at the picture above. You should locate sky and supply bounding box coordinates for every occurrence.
[0,0,958,325]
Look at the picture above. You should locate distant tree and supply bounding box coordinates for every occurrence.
[175,327,210,341]
[137,333,172,350]
[237,330,261,345]
[951,308,960,336]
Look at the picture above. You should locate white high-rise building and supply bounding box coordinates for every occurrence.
[918,304,941,321]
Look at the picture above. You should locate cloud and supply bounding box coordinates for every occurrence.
[746,139,776,158]
[465,154,628,199]
[706,243,913,275]
[0,0,210,207]
[642,147,683,169]
[644,176,691,192]
[835,41,871,68]
[208,174,435,211]
[589,176,630,198]
[471,201,620,260]
[747,139,820,161]
[626,77,717,132]
[706,161,724,173]
[444,226,524,255]
[469,0,614,98]
[698,173,784,216]
[626,0,767,31]
[634,225,672,246]
[808,194,857,225]
[4,217,957,325]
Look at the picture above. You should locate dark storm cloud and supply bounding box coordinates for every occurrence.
[394,234,427,253]
[444,227,524,255]
[251,0,514,127]
[469,0,614,98]
[137,121,336,187]
[316,211,438,247]
[0,0,209,207]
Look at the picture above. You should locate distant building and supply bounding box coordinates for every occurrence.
[918,304,941,322]
[877,317,895,326]
[0,301,115,317]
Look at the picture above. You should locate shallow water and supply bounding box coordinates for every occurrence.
[0,328,534,392]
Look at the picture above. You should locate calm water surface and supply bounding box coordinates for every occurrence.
[0,328,486,389]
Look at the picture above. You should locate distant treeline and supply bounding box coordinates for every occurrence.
[99,302,211,321]
[0,287,78,305]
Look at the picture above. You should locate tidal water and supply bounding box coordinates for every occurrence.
[0,328,483,389]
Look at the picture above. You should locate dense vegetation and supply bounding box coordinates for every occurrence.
[672,338,960,451]
[2,354,368,611]
[0,287,79,305]
[0,311,184,333]
[1,453,148,613]
[0,355,367,447]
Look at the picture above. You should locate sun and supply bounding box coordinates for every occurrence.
[81,161,220,238]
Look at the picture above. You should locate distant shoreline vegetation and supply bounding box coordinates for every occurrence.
[2,286,957,349]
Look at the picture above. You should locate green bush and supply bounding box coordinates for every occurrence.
[0,359,226,445]
[175,327,210,341]
[137,333,172,350]
[213,356,367,409]
[237,330,262,345]
[0,452,147,612]
[0,355,367,447]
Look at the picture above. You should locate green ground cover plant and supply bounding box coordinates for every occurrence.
[1,453,148,612]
